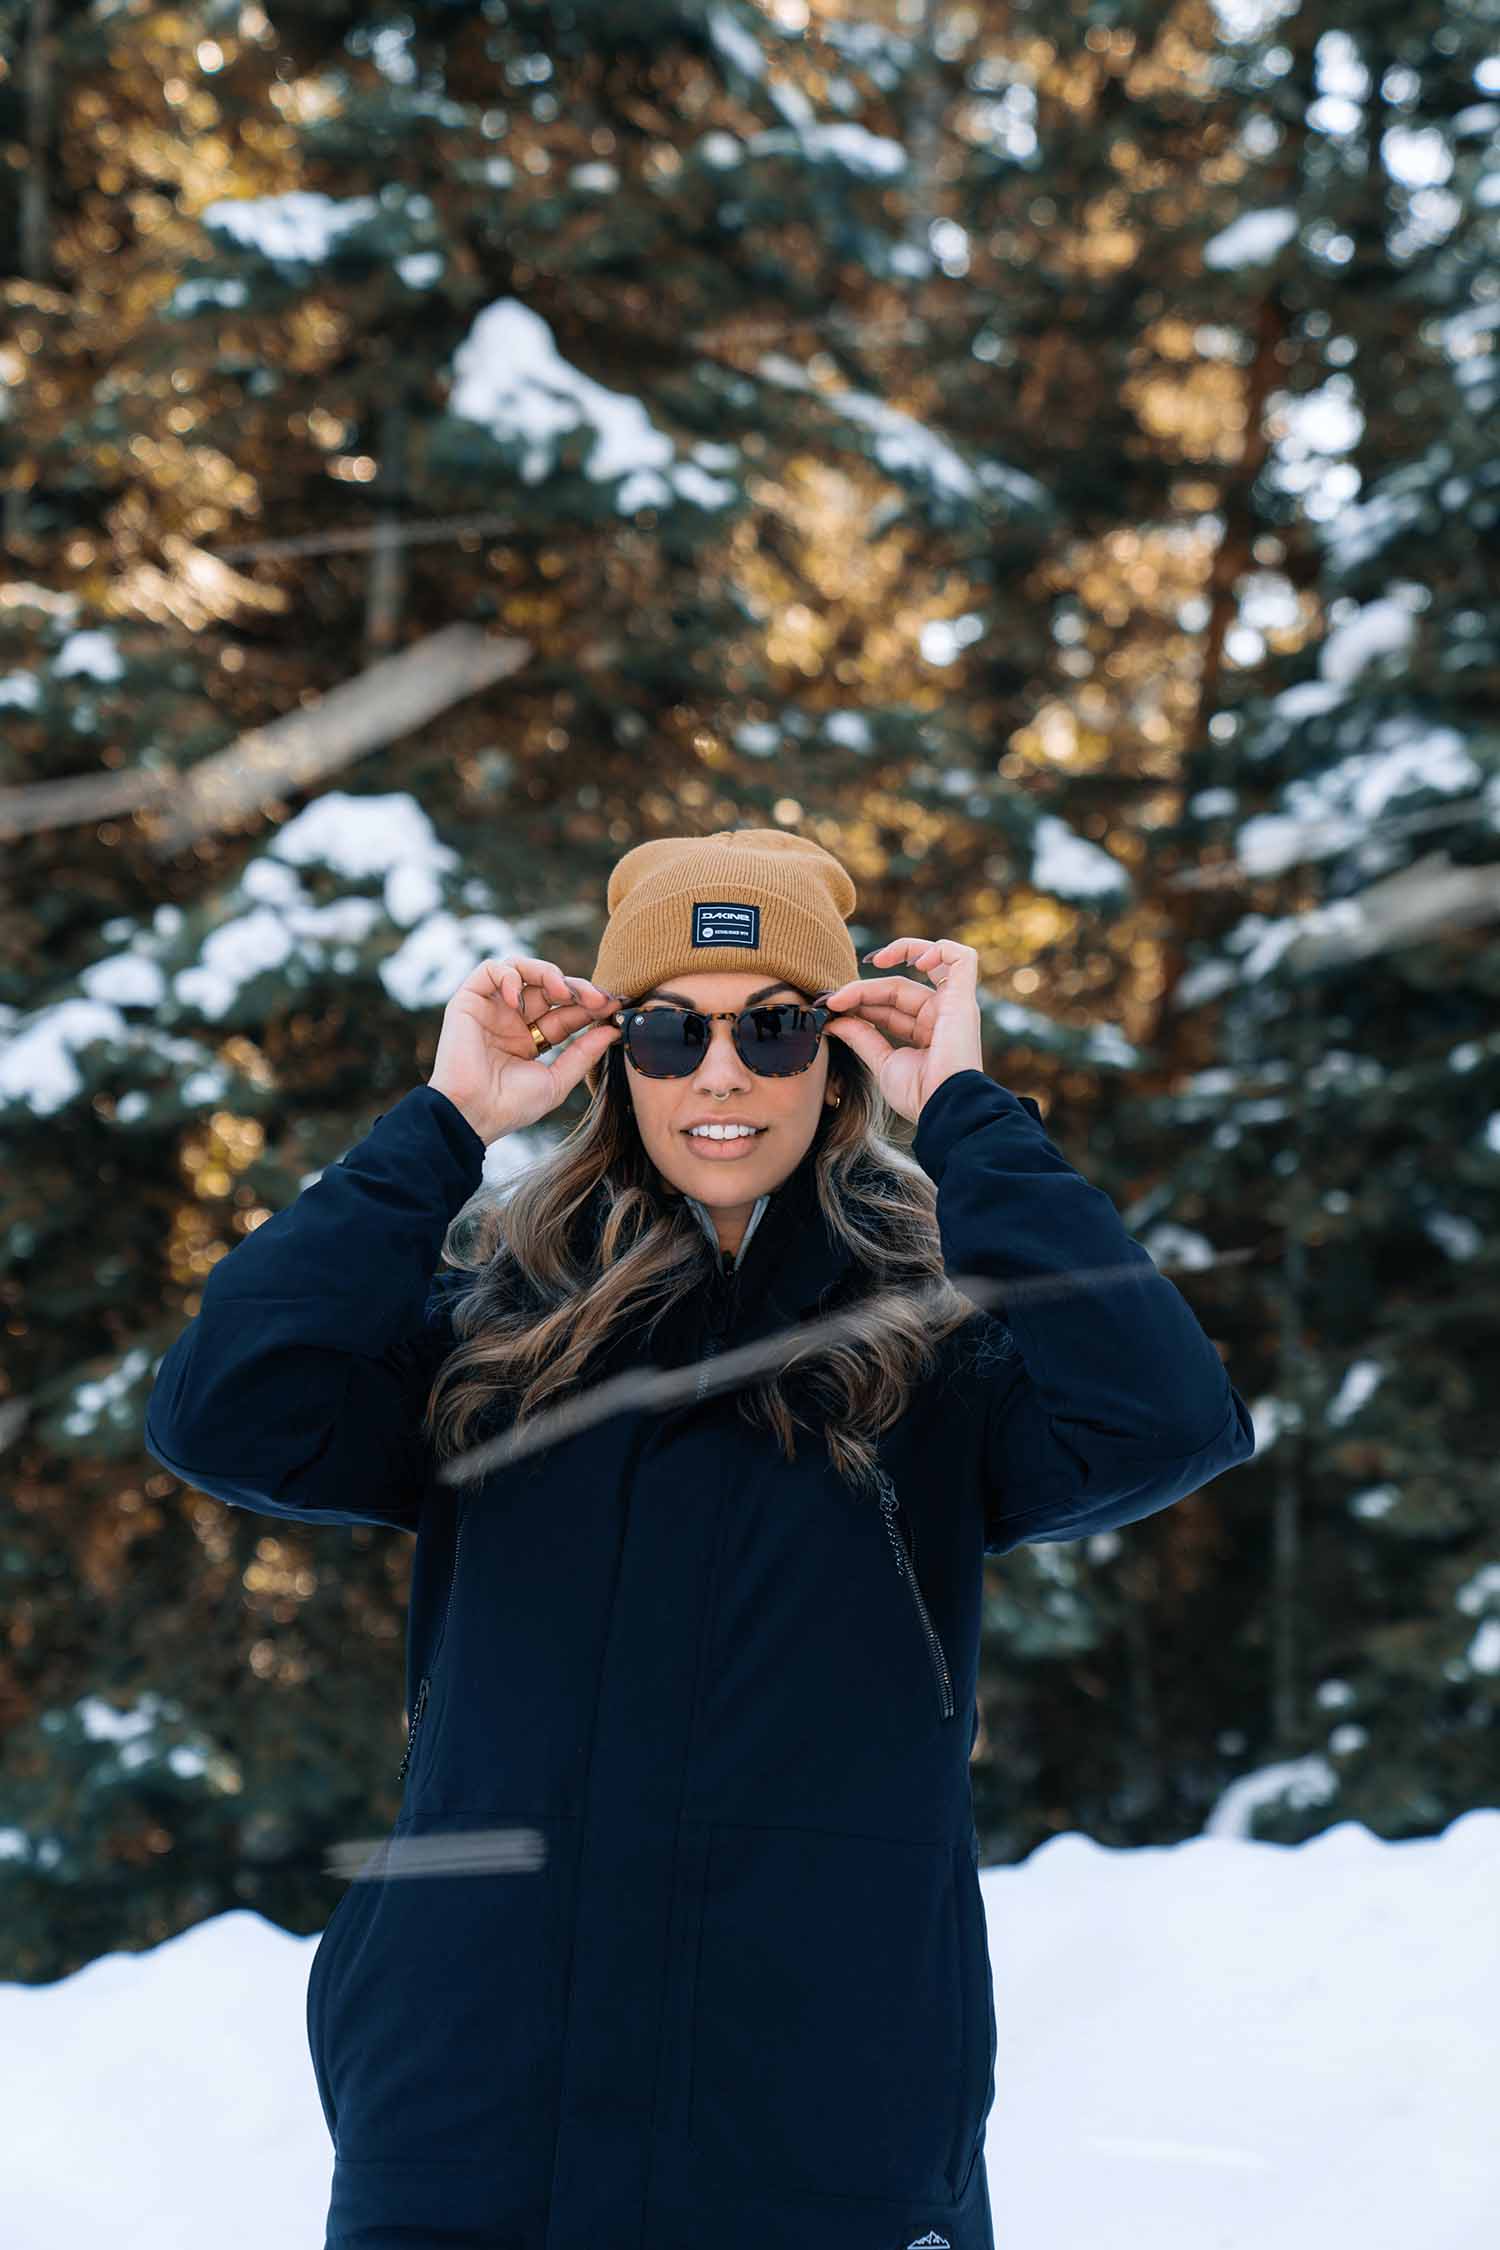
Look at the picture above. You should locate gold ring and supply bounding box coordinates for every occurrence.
[529,1020,551,1054]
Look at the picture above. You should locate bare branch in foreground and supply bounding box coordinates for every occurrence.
[325,1826,548,1882]
[437,1249,1259,1488]
[322,1244,1262,1881]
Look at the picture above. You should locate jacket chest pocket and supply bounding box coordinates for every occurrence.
[874,1468,955,1722]
[685,1820,986,2205]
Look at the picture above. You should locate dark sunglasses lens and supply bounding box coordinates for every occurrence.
[737,1005,822,1074]
[624,1005,822,1077]
[624,1010,707,1076]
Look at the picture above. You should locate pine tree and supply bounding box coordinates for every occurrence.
[3,0,1154,1968]
[1114,0,1500,1844]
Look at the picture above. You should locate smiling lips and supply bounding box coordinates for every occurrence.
[683,1123,767,1153]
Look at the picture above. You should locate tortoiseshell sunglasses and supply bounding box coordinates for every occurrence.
[608,997,835,1079]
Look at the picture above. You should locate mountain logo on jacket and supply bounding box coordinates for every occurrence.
[904,2235,951,2249]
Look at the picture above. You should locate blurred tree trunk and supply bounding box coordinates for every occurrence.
[7,0,54,551]
[363,402,409,657]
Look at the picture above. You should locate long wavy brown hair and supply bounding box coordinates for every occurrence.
[419,1027,984,1503]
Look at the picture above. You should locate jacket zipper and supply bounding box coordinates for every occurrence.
[396,1673,429,1782]
[695,1263,740,1401]
[875,1470,955,1721]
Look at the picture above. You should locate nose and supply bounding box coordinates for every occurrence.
[691,1017,754,1088]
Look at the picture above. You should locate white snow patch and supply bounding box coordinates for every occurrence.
[1235,720,1478,875]
[54,630,125,683]
[1029,812,1130,901]
[1326,1358,1384,1426]
[199,190,379,264]
[746,122,908,178]
[1202,207,1298,268]
[0,1811,1493,2244]
[447,298,736,513]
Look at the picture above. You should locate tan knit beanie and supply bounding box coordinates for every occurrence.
[588,829,860,1005]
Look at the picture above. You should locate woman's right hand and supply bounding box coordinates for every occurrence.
[427,956,623,1145]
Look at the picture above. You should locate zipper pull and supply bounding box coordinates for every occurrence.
[875,1472,908,1553]
[396,1674,430,1782]
[884,1486,915,1565]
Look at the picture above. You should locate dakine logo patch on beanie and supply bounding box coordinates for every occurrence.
[692,901,760,948]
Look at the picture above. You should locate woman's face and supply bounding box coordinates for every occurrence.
[620,971,835,1220]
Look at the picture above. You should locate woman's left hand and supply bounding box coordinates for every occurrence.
[815,937,985,1126]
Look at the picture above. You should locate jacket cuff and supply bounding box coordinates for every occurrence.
[364,1083,489,1195]
[911,1069,1045,1185]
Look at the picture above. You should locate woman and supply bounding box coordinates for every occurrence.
[144,828,1255,2250]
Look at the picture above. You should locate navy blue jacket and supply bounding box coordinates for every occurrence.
[143,1069,1255,2250]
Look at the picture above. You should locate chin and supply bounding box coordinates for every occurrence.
[655,1142,769,1196]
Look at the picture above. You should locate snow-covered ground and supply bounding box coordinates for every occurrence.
[4,1806,1496,2248]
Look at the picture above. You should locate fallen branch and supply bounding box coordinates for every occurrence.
[0,623,533,851]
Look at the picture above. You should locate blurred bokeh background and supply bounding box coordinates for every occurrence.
[1,0,1497,1986]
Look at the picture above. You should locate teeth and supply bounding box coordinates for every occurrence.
[688,1124,760,1139]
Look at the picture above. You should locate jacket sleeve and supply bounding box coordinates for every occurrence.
[142,1084,489,1531]
[910,1069,1256,1557]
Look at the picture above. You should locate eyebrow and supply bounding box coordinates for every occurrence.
[638,981,806,1007]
